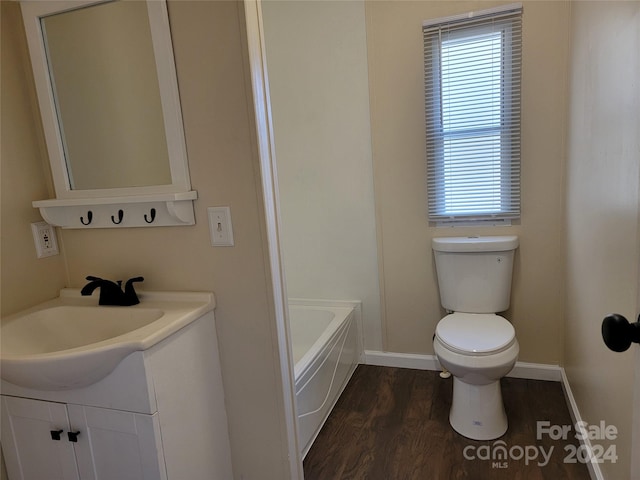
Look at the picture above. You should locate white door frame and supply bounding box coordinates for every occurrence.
[242,1,304,478]
[629,10,640,472]
[632,346,640,479]
[632,154,640,479]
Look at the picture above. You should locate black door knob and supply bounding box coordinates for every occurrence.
[601,313,640,352]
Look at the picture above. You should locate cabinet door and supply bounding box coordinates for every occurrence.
[1,396,80,480]
[67,404,167,480]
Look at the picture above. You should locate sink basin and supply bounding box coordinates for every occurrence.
[1,289,214,391]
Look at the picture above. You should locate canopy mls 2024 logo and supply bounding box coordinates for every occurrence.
[463,420,618,469]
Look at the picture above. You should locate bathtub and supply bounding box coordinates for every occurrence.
[288,301,360,457]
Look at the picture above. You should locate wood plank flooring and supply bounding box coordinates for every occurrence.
[304,365,590,480]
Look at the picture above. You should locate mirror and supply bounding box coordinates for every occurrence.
[41,0,171,190]
[21,0,193,200]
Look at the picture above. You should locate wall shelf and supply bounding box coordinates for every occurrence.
[33,191,198,229]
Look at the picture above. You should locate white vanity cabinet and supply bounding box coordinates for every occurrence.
[1,396,165,480]
[1,396,80,480]
[0,305,233,480]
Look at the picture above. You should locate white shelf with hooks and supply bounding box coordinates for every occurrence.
[32,191,198,228]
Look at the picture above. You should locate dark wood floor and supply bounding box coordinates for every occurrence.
[304,365,590,480]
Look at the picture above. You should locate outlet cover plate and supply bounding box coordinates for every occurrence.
[31,221,59,258]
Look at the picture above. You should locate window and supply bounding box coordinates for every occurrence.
[423,4,522,223]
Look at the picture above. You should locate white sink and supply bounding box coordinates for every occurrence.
[0,289,215,391]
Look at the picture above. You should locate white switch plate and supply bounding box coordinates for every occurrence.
[208,206,234,246]
[31,221,59,258]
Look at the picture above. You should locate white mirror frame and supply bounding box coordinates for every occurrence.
[21,0,197,228]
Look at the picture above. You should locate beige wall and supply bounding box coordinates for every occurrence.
[564,2,640,478]
[365,1,570,363]
[1,5,67,478]
[1,2,292,479]
[261,0,383,350]
[1,1,67,316]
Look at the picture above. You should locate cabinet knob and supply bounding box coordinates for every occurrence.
[50,429,63,441]
[67,431,80,442]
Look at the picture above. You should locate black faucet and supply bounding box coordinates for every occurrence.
[81,276,144,306]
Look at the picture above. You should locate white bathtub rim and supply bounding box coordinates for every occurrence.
[292,306,354,382]
[294,312,352,396]
[288,297,364,364]
[289,305,349,367]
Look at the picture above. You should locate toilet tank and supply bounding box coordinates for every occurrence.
[432,236,519,313]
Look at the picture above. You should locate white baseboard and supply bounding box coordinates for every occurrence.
[560,368,604,480]
[363,350,562,381]
[363,350,440,371]
[508,361,563,382]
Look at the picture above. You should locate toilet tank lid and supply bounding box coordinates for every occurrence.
[432,235,519,252]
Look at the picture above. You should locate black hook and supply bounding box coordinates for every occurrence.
[111,209,124,225]
[144,208,156,224]
[80,211,93,225]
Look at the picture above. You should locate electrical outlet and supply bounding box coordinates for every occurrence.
[31,221,59,258]
[208,206,234,246]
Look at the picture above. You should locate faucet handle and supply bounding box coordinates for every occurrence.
[123,276,144,306]
[85,275,103,282]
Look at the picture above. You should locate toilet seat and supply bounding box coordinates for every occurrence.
[436,313,515,355]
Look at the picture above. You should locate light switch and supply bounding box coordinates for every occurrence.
[208,206,234,246]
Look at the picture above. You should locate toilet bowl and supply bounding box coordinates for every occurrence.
[434,313,519,440]
[431,236,519,441]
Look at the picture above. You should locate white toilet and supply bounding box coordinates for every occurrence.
[432,235,519,441]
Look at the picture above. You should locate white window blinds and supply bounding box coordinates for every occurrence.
[423,4,522,223]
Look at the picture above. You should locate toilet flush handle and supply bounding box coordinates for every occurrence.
[601,313,640,352]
